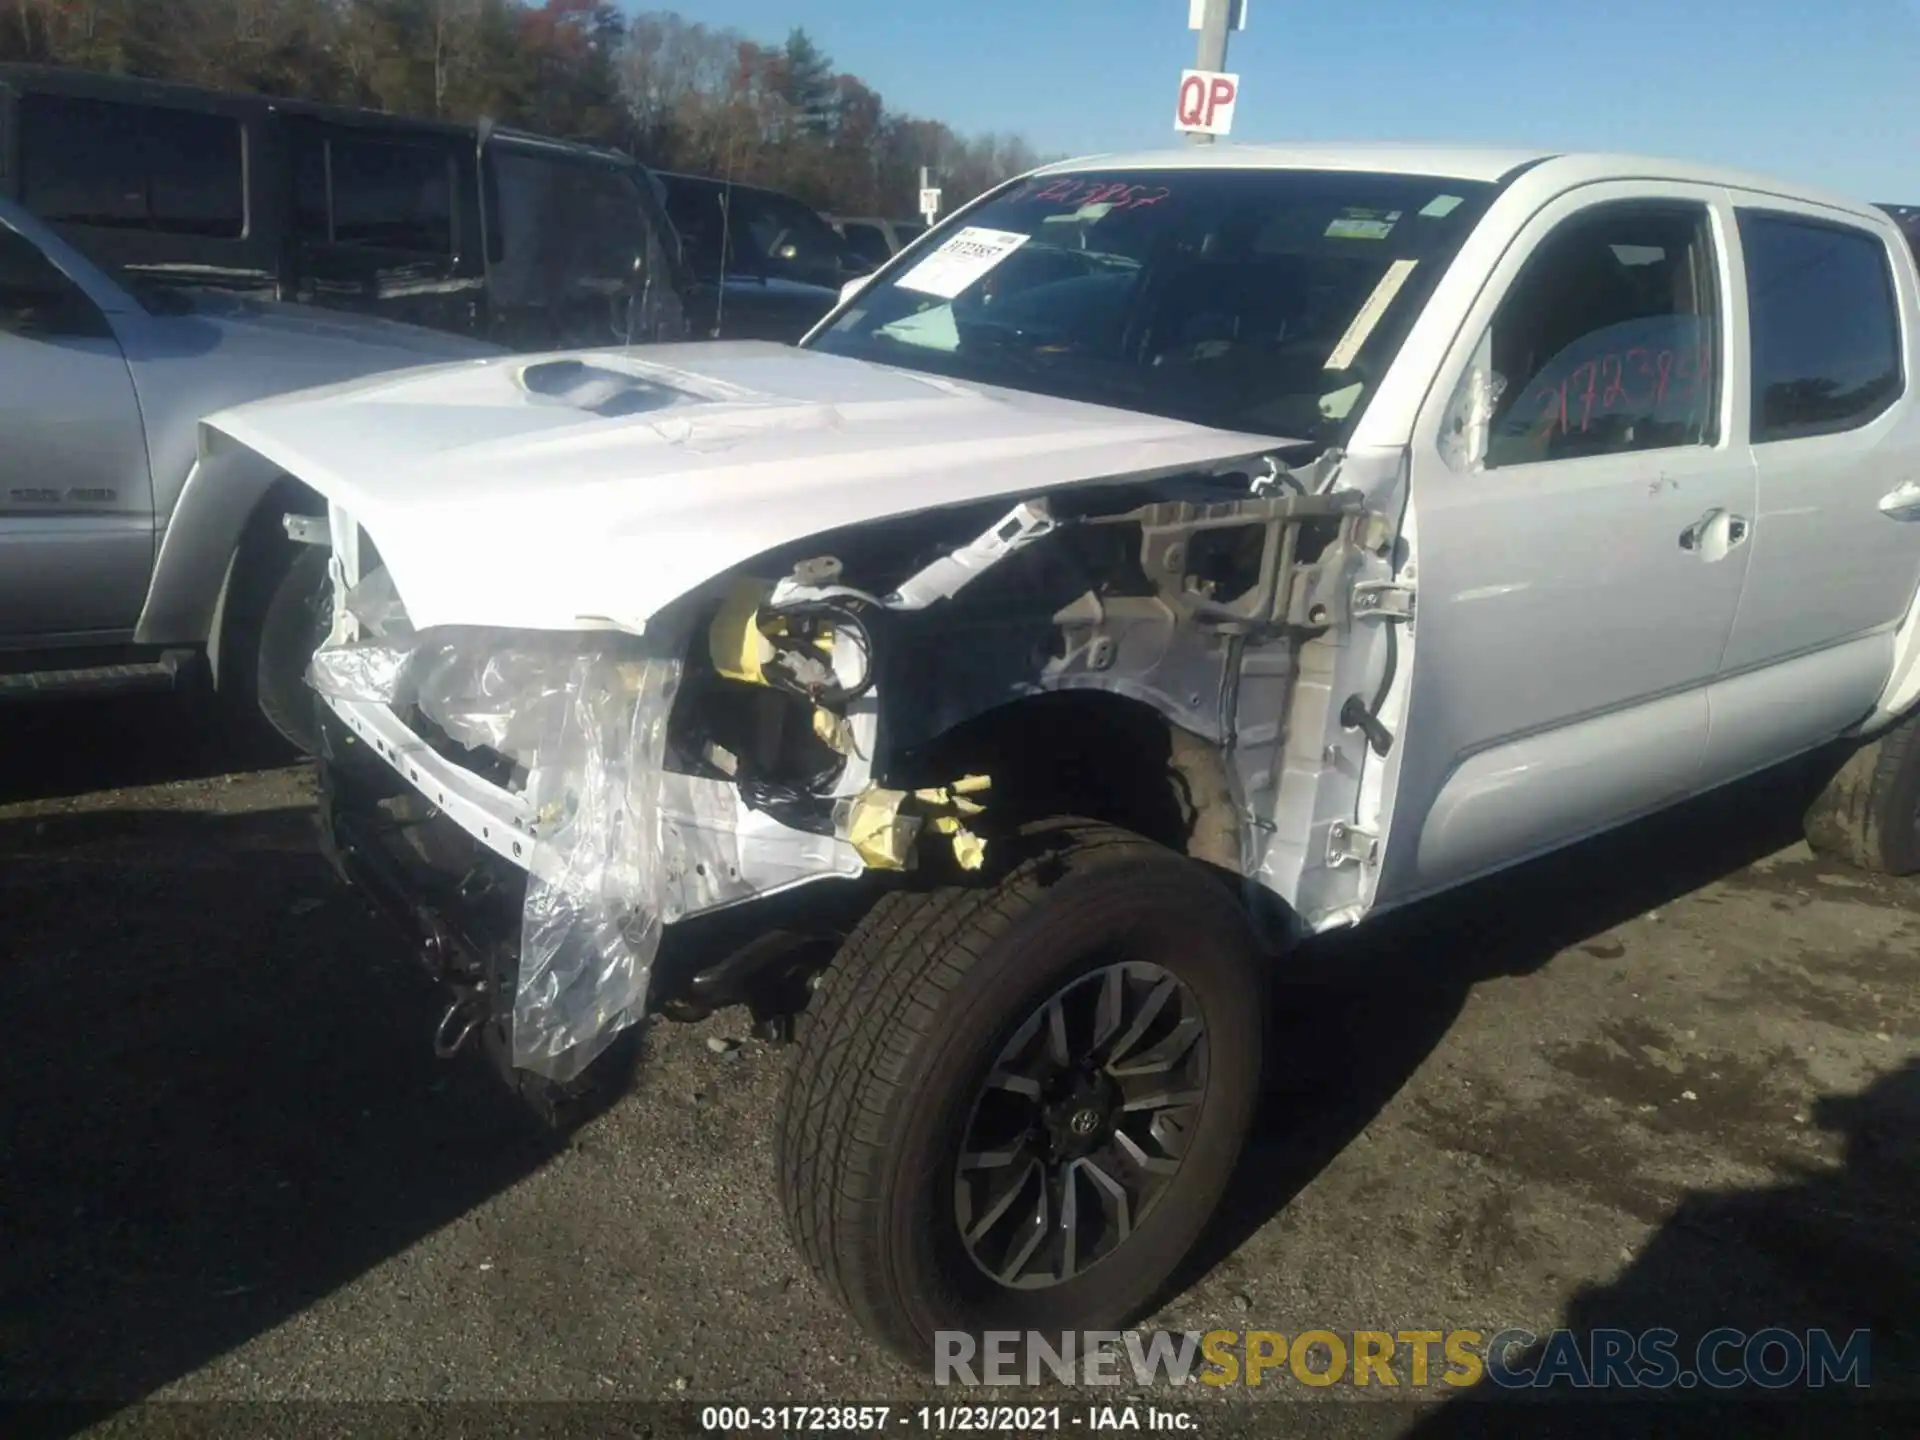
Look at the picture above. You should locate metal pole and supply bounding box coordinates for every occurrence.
[1191,0,1232,147]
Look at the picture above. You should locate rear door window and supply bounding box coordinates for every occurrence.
[295,134,455,254]
[18,93,245,239]
[1739,211,1903,442]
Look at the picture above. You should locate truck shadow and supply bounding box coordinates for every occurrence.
[0,801,585,1417]
[0,693,293,807]
[1179,747,1854,1294]
[1395,1060,1920,1435]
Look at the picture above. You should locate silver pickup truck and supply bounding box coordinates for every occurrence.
[202,143,1920,1360]
[0,197,495,748]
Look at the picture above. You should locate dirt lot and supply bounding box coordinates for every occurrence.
[2,694,1917,1436]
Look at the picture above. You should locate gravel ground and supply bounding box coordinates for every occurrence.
[2,694,1916,1438]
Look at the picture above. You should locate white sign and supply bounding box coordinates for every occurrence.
[1188,0,1248,29]
[895,226,1030,300]
[918,187,942,219]
[1175,69,1239,135]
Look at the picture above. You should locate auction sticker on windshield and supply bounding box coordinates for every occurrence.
[896,227,1031,299]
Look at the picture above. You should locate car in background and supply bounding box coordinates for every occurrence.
[654,172,874,342]
[0,195,498,749]
[0,64,689,351]
[828,215,928,267]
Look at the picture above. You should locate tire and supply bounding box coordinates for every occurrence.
[1803,712,1920,876]
[774,819,1266,1365]
[251,541,332,757]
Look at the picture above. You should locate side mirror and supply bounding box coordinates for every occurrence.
[839,275,872,306]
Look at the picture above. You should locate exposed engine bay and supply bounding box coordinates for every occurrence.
[304,448,1405,1092]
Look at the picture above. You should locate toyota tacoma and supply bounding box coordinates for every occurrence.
[197,143,1920,1360]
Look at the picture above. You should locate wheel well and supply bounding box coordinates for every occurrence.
[209,476,326,691]
[897,691,1242,874]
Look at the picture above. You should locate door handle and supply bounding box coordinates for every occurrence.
[1678,509,1749,560]
[1880,480,1920,519]
[1678,509,1718,551]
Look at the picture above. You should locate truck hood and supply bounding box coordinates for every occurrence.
[203,341,1289,634]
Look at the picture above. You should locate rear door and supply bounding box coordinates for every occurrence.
[0,219,153,644]
[1701,198,1920,778]
[1371,183,1754,908]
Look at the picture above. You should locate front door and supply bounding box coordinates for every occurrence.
[0,221,154,645]
[482,138,686,349]
[1372,183,1755,908]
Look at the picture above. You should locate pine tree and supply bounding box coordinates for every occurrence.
[778,26,835,138]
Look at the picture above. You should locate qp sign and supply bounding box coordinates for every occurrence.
[1174,69,1239,136]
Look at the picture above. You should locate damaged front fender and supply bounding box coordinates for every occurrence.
[310,445,1407,1081]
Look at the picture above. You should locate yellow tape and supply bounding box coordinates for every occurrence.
[812,706,853,755]
[843,775,992,872]
[845,789,919,870]
[950,829,987,871]
[709,578,774,684]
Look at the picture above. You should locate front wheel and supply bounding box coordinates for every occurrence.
[251,541,332,757]
[774,821,1266,1364]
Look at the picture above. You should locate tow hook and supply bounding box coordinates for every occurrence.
[433,987,488,1059]
[419,910,489,1060]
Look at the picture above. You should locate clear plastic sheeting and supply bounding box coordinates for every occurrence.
[513,643,683,1082]
[410,634,606,765]
[306,566,418,704]
[307,636,415,704]
[1438,328,1505,474]
[308,602,688,1083]
[341,565,414,638]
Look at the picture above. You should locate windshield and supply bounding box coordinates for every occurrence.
[807,169,1494,447]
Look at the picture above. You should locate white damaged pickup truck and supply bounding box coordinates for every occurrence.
[197,144,1920,1358]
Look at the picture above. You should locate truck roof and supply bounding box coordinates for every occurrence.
[1033,142,1886,224]
[0,62,640,167]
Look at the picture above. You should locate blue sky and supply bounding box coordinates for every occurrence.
[622,0,1920,201]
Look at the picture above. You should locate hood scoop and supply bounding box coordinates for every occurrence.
[519,358,697,418]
